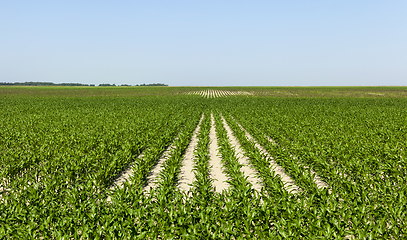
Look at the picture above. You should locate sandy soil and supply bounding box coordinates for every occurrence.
[290,154,329,190]
[187,90,252,98]
[312,171,329,189]
[264,133,330,191]
[109,152,145,191]
[143,141,176,192]
[220,116,262,191]
[264,135,277,145]
[209,113,230,193]
[235,118,328,192]
[0,187,9,201]
[231,120,300,193]
[178,115,204,192]
[107,152,146,201]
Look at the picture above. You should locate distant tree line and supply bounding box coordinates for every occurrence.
[135,83,168,86]
[0,82,95,86]
[98,83,168,86]
[0,82,168,86]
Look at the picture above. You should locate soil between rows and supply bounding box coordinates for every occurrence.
[108,112,330,197]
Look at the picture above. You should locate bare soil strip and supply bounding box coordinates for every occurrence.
[0,187,10,201]
[110,152,145,190]
[263,134,330,191]
[143,143,176,192]
[187,90,252,98]
[178,114,204,192]
[107,152,145,202]
[264,135,277,145]
[209,113,230,193]
[290,155,329,189]
[230,120,300,193]
[220,115,262,191]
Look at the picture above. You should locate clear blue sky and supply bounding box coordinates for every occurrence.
[1,1,406,86]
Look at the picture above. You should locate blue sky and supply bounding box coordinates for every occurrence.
[1,1,406,86]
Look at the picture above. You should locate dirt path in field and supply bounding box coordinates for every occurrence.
[109,152,145,190]
[264,135,277,145]
[178,115,204,192]
[143,141,177,192]
[220,116,262,191]
[209,113,230,193]
[263,134,330,191]
[0,187,9,201]
[186,90,253,98]
[229,119,300,193]
[231,117,328,192]
[107,151,146,202]
[289,154,329,190]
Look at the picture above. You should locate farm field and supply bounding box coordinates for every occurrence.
[1,86,407,239]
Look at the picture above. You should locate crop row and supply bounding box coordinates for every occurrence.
[220,97,407,238]
[1,95,406,238]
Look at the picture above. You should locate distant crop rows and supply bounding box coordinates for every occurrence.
[111,112,311,195]
[186,89,252,98]
[1,94,406,238]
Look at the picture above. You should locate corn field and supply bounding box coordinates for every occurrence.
[1,87,406,239]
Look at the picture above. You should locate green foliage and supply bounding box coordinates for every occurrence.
[0,81,94,86]
[0,91,406,238]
